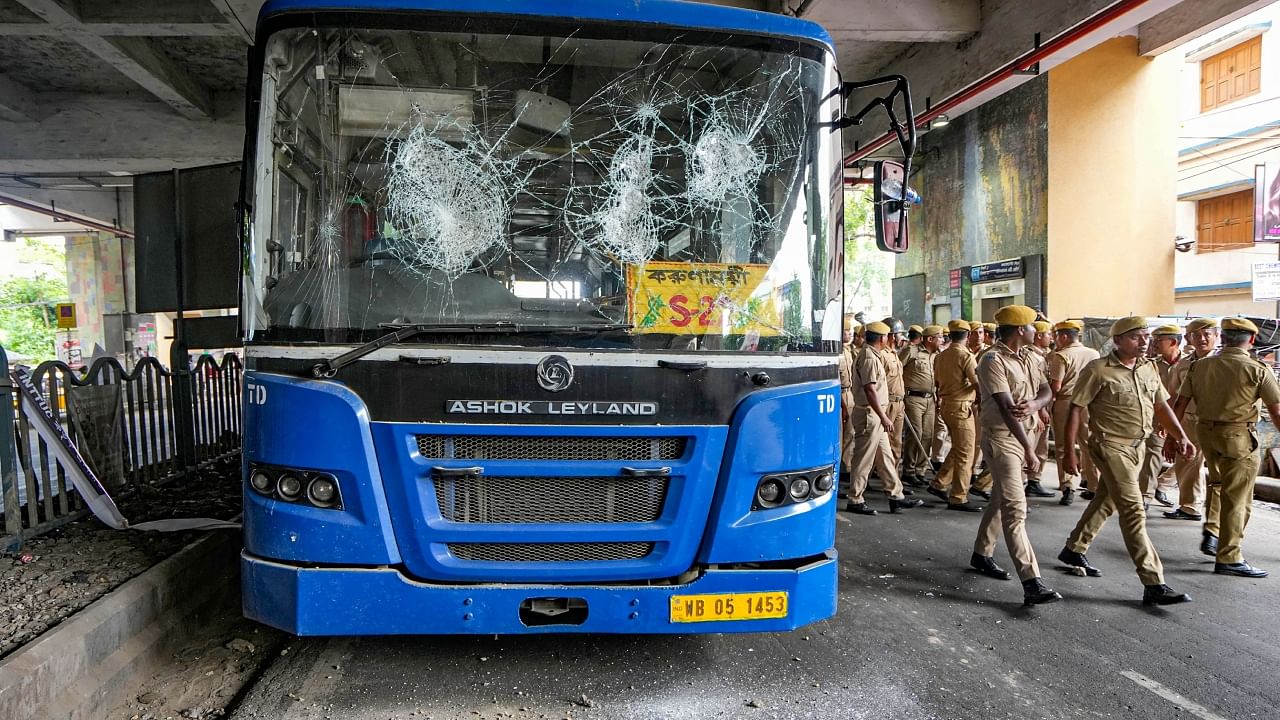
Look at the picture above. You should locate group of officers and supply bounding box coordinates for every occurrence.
[838,306,1280,607]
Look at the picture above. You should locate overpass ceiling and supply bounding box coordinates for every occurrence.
[0,0,1253,189]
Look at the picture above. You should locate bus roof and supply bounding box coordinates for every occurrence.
[257,0,834,52]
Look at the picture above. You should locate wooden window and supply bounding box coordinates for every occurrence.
[1196,189,1254,252]
[1200,35,1262,112]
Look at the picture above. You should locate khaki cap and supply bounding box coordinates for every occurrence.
[1111,316,1147,336]
[983,322,997,331]
[993,305,1036,326]
[1054,320,1083,332]
[1033,320,1051,333]
[947,320,971,332]
[1153,324,1181,336]
[1222,316,1259,333]
[922,324,944,337]
[1185,317,1219,332]
[864,321,891,335]
[908,324,924,334]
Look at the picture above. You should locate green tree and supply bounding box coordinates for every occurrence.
[0,238,68,364]
[843,188,891,315]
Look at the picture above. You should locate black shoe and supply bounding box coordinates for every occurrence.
[1215,562,1268,578]
[1059,489,1074,506]
[970,553,1010,580]
[1164,508,1203,521]
[1022,577,1063,605]
[890,497,924,513]
[948,502,983,513]
[1200,532,1218,557]
[931,460,944,472]
[1143,584,1192,606]
[1026,481,1056,498]
[1080,490,1096,500]
[971,489,991,500]
[1057,547,1103,577]
[845,502,878,516]
[1154,489,1173,507]
[902,488,915,496]
[927,486,948,501]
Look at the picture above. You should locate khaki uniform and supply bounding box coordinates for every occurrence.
[899,343,937,478]
[1024,346,1050,482]
[881,346,907,469]
[1169,353,1216,518]
[972,343,994,480]
[1138,355,1181,500]
[1048,342,1101,491]
[838,343,857,476]
[972,342,1042,581]
[933,343,979,504]
[1065,354,1169,586]
[848,345,906,504]
[1179,347,1280,564]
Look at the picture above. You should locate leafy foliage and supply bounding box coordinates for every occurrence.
[0,238,68,364]
[843,188,891,315]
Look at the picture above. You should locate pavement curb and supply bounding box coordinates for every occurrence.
[1256,476,1280,504]
[0,530,240,720]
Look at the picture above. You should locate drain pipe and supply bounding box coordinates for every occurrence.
[844,0,1154,167]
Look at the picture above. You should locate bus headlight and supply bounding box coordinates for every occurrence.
[276,473,303,501]
[249,469,273,494]
[307,476,338,507]
[752,466,834,510]
[756,478,787,508]
[789,477,811,500]
[813,472,834,493]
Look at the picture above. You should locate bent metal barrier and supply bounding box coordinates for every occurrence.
[0,348,243,549]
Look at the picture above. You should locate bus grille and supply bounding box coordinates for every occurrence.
[447,542,653,563]
[417,434,686,461]
[433,475,668,524]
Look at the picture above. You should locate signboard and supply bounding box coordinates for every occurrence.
[626,261,781,336]
[55,302,76,329]
[1256,164,1280,243]
[969,258,1024,284]
[1252,261,1280,301]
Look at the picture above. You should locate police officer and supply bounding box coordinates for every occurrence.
[881,317,909,471]
[846,321,926,515]
[901,325,942,486]
[838,315,858,491]
[1056,317,1194,605]
[1174,317,1280,578]
[1165,318,1220,522]
[1048,320,1100,503]
[969,305,1061,605]
[931,320,982,511]
[1025,320,1054,496]
[1139,325,1184,509]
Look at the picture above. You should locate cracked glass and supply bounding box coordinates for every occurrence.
[244,18,842,352]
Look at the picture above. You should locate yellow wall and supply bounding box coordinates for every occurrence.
[1047,36,1178,319]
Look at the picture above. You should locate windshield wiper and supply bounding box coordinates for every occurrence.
[309,322,633,378]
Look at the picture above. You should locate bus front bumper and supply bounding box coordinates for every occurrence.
[242,550,837,635]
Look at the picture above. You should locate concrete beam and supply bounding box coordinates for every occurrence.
[0,74,42,122]
[0,22,241,37]
[0,93,243,175]
[207,0,254,42]
[801,0,979,42]
[1138,0,1274,56]
[12,0,216,119]
[0,186,134,233]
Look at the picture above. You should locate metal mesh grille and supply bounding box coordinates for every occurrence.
[447,542,653,562]
[434,475,668,523]
[416,435,685,461]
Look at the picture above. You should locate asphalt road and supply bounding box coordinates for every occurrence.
[228,480,1280,720]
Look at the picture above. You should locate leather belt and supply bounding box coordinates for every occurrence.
[889,395,904,402]
[1196,419,1254,428]
[906,390,932,398]
[1094,432,1144,448]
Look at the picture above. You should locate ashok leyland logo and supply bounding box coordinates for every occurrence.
[537,355,574,392]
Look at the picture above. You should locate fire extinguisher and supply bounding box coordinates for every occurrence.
[344,195,373,259]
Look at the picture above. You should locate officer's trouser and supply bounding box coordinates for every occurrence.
[1173,415,1219,518]
[932,410,949,462]
[1026,414,1048,483]
[934,399,976,505]
[1137,431,1167,501]
[848,407,905,505]
[973,426,1041,582]
[902,394,935,478]
[1052,397,1097,490]
[1197,421,1259,564]
[887,398,905,469]
[1067,435,1165,586]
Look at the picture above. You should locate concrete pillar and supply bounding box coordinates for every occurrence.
[64,232,129,361]
[1046,36,1178,318]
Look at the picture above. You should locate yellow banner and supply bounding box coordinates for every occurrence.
[626,262,781,336]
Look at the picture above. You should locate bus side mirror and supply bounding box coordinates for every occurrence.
[874,159,911,253]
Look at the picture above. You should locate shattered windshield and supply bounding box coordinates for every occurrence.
[245,19,842,352]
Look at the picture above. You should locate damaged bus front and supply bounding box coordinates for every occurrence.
[239,0,854,635]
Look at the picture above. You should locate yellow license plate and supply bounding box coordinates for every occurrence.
[669,591,788,623]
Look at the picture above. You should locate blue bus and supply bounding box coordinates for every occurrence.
[239,0,885,635]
